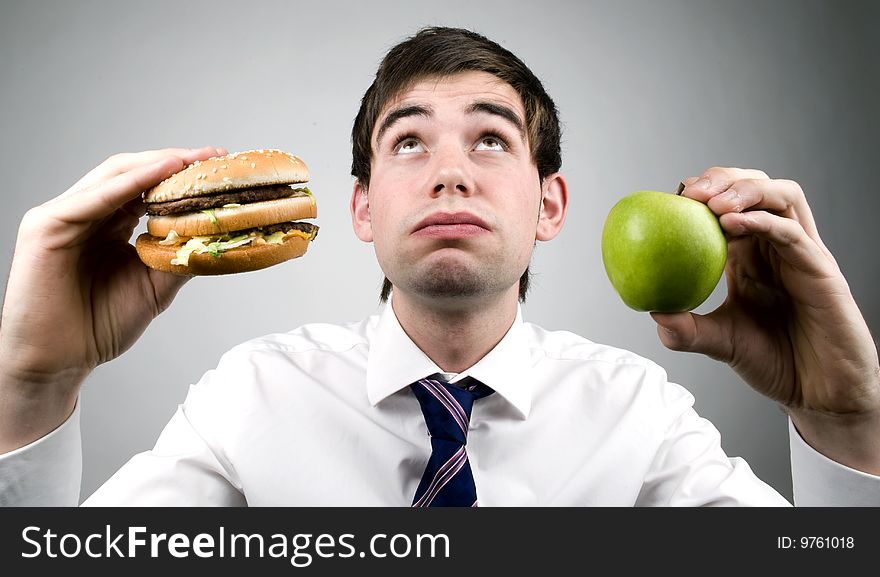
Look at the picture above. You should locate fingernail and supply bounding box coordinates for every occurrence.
[658,324,677,338]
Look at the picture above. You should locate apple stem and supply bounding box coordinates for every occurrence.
[676,182,685,195]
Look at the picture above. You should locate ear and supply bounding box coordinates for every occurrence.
[350,179,373,242]
[536,172,568,241]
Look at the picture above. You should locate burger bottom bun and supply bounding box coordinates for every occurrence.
[135,232,312,276]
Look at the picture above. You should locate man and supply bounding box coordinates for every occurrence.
[0,27,878,505]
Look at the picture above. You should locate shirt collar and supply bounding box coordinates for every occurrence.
[366,292,532,419]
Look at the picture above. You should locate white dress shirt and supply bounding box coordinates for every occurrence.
[2,293,879,506]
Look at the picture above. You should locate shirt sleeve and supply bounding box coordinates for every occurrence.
[79,347,252,506]
[0,400,83,506]
[0,394,246,506]
[789,418,880,506]
[636,398,793,506]
[81,401,246,506]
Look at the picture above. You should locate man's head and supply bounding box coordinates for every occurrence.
[350,27,566,305]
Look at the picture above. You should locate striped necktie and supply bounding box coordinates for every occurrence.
[410,375,494,507]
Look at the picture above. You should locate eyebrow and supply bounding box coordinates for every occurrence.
[376,104,433,147]
[375,100,527,147]
[466,101,525,141]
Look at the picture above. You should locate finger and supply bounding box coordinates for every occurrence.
[148,267,193,315]
[720,210,837,277]
[44,156,188,224]
[94,206,140,242]
[706,178,821,242]
[680,167,770,203]
[64,146,226,196]
[78,196,148,247]
[725,235,776,293]
[120,195,147,219]
[650,310,734,363]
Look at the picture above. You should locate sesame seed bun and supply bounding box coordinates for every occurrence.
[144,149,309,202]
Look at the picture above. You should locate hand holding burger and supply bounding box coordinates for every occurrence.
[1,147,229,452]
[136,149,319,275]
[0,146,320,451]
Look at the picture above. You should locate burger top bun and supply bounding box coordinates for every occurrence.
[144,149,309,203]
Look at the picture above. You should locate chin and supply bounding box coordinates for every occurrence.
[403,259,513,301]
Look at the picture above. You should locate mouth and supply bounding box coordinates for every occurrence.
[412,212,491,239]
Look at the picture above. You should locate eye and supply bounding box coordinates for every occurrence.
[474,134,506,151]
[394,137,425,154]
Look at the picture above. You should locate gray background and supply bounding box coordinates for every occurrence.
[1,0,877,503]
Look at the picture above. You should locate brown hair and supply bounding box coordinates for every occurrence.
[351,26,562,303]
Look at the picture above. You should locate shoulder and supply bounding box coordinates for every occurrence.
[188,314,378,399]
[523,321,660,371]
[522,321,695,406]
[181,315,378,426]
[220,315,376,362]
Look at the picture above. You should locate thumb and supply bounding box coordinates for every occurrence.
[650,311,733,363]
[147,268,192,317]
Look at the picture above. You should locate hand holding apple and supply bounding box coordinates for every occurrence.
[601,190,727,312]
[649,167,880,474]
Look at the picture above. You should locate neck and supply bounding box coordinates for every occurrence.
[391,287,519,374]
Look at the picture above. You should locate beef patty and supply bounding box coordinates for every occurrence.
[145,185,306,216]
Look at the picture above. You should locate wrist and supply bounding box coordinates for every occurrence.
[788,404,880,476]
[0,359,86,454]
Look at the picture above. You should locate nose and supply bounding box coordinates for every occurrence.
[430,144,474,197]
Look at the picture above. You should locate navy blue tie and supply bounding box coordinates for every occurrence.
[410,375,494,507]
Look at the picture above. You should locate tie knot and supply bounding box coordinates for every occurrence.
[410,376,493,444]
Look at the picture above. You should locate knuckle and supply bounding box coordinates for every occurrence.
[105,152,131,167]
[20,205,44,227]
[18,205,52,237]
[781,178,805,198]
[734,178,759,194]
[778,218,803,245]
[704,166,727,179]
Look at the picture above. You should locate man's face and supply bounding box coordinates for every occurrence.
[351,70,564,305]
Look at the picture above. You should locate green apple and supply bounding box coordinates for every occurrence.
[601,190,727,312]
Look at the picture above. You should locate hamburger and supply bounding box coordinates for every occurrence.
[135,149,318,275]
